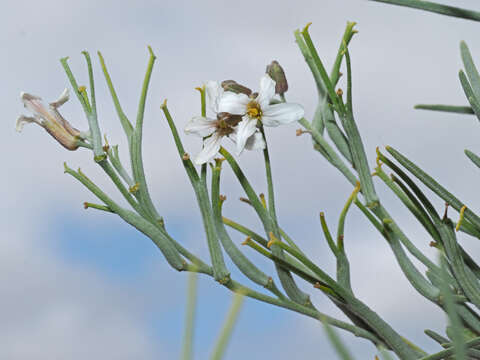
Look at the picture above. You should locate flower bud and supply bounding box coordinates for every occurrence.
[221,80,252,96]
[16,89,85,150]
[266,60,288,95]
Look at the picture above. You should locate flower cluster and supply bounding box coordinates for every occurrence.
[185,69,304,165]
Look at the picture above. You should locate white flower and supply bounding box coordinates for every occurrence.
[16,89,85,150]
[218,74,304,155]
[185,81,265,165]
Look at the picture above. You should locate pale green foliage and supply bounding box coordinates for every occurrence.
[18,1,480,358]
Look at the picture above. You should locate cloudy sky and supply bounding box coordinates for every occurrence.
[4,0,480,359]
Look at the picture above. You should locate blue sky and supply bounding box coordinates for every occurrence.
[5,0,480,359]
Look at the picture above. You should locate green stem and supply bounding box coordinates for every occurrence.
[181,272,198,360]
[211,161,284,298]
[210,293,245,360]
[419,337,480,360]
[63,163,185,270]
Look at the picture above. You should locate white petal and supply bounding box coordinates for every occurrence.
[205,81,223,113]
[262,103,304,127]
[16,115,41,132]
[256,74,276,109]
[218,92,249,115]
[194,133,223,165]
[49,88,70,108]
[235,117,258,155]
[244,131,266,151]
[184,116,216,137]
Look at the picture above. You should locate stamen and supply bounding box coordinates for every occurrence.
[246,100,262,119]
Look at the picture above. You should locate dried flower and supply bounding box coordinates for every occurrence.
[16,89,86,150]
[266,60,288,95]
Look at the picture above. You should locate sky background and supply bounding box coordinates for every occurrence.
[4,0,480,359]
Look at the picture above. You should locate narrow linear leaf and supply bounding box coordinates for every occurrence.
[323,320,354,360]
[465,149,480,170]
[460,41,480,101]
[370,0,480,22]
[386,146,480,230]
[211,162,283,297]
[414,104,474,115]
[341,48,379,207]
[459,70,480,122]
[181,273,198,360]
[210,293,245,360]
[97,51,134,139]
[438,257,467,360]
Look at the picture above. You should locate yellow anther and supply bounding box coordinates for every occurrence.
[160,99,168,108]
[78,85,86,92]
[246,100,262,119]
[456,205,467,232]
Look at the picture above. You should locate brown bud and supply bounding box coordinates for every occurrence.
[221,80,252,96]
[266,60,288,95]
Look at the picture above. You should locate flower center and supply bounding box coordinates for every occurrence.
[246,100,262,119]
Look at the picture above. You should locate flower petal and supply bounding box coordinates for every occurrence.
[184,116,216,137]
[16,115,41,132]
[256,74,276,109]
[49,88,70,109]
[21,92,55,123]
[218,92,249,115]
[235,117,258,155]
[194,133,223,165]
[262,103,304,127]
[205,81,223,113]
[244,131,266,151]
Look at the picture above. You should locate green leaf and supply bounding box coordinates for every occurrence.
[460,42,480,101]
[181,273,198,360]
[370,0,480,22]
[438,257,467,360]
[414,104,474,114]
[458,70,480,121]
[323,321,354,360]
[98,51,134,140]
[386,146,480,231]
[465,149,480,169]
[210,293,245,360]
